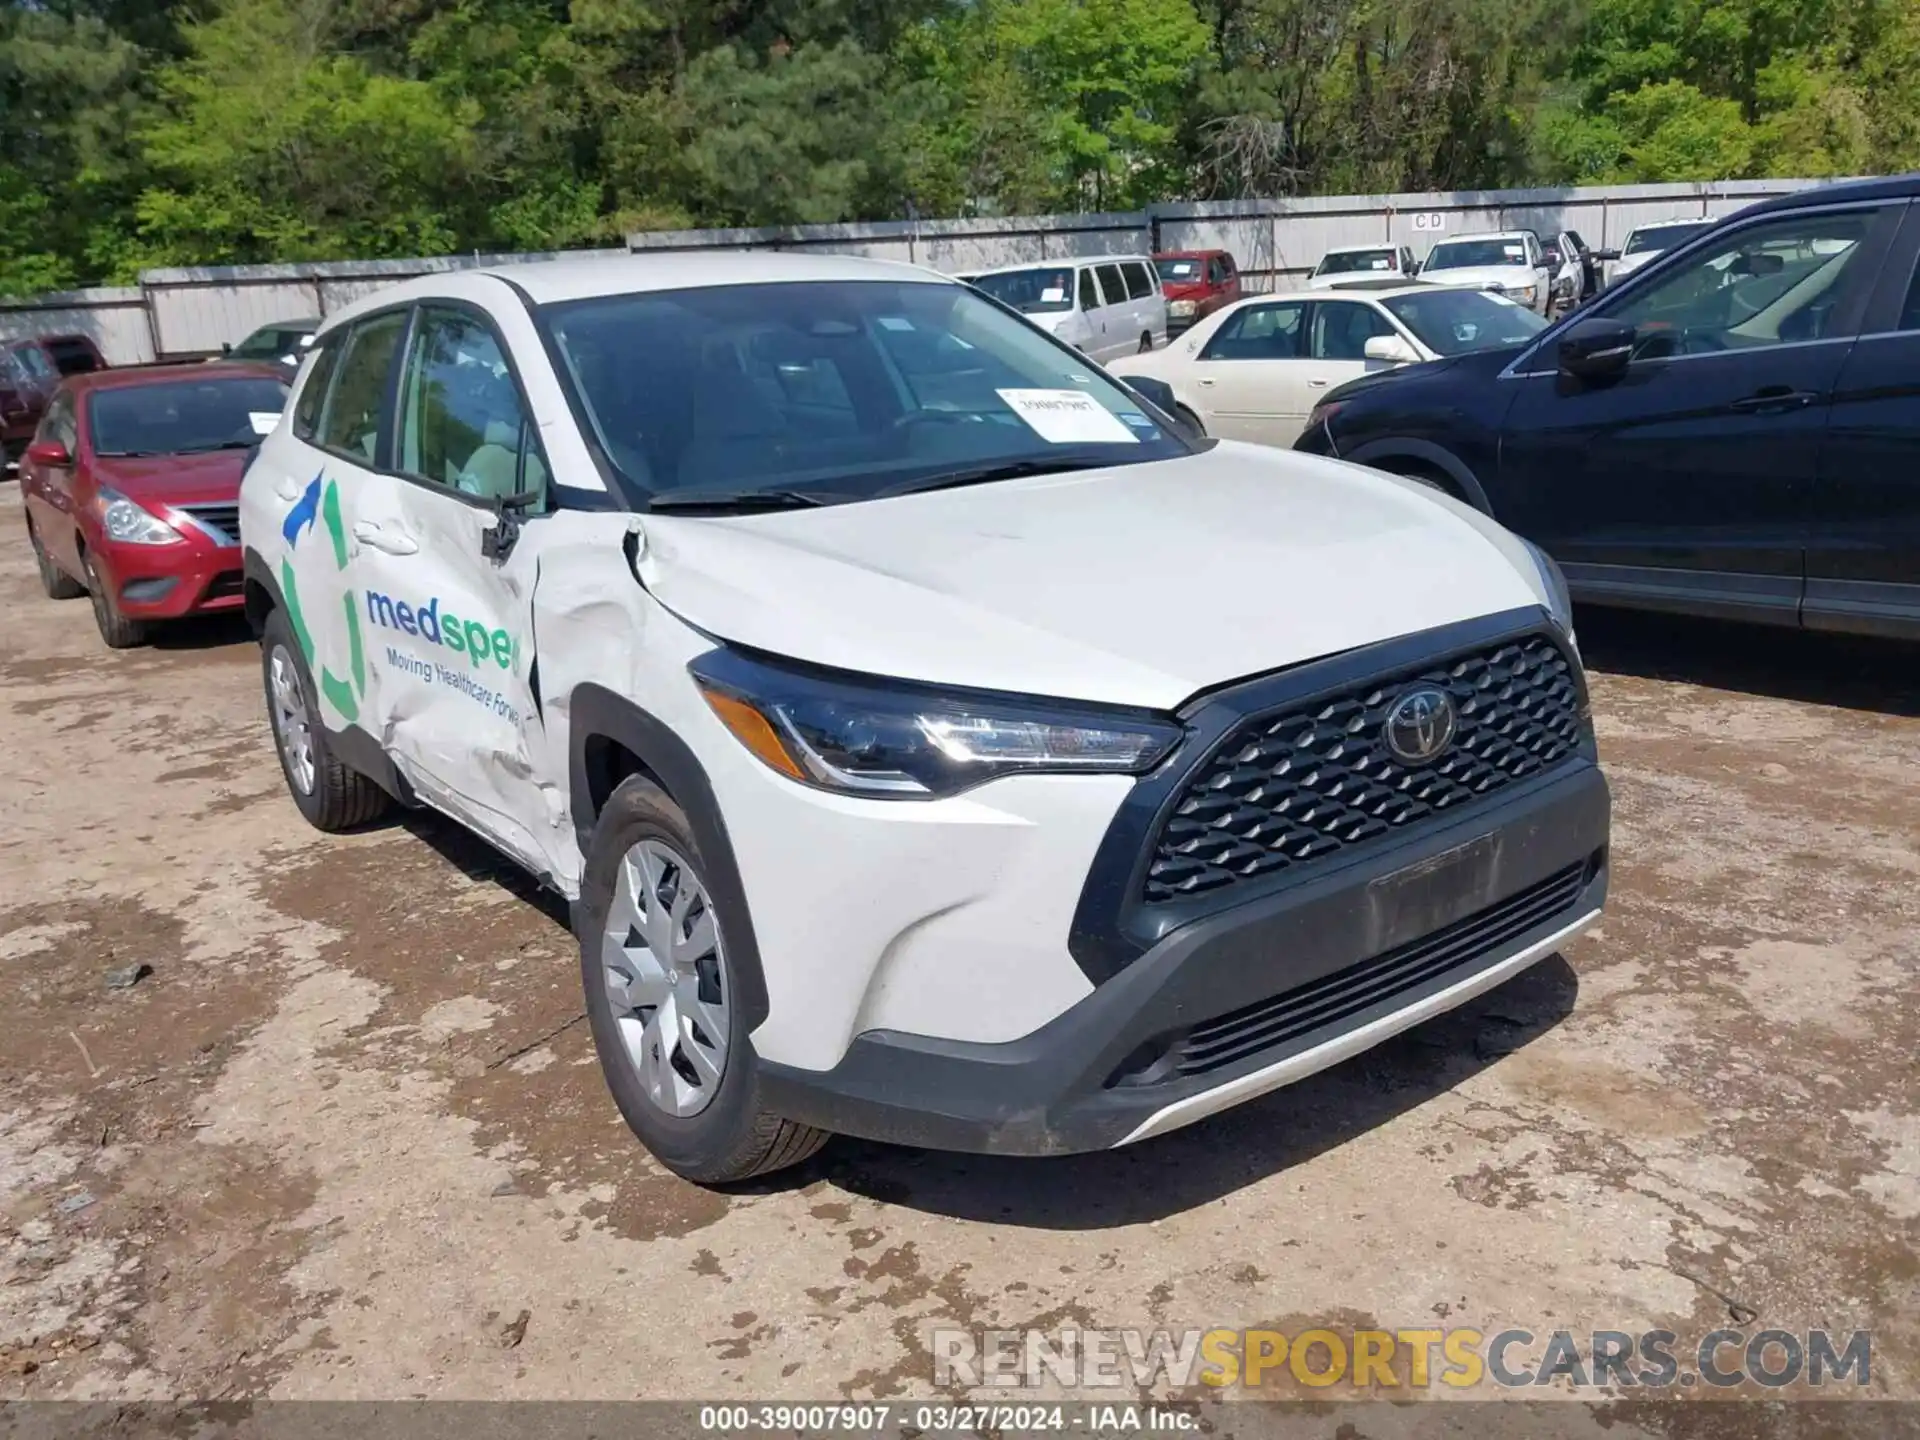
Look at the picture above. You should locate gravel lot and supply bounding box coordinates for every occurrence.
[1,480,1916,1412]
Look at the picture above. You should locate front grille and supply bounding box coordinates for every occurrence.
[1145,634,1583,904]
[178,503,240,547]
[1172,859,1591,1079]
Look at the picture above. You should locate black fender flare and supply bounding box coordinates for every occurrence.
[568,682,770,1032]
[1343,438,1494,515]
[242,548,284,633]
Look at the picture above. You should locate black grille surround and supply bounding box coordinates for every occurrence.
[1168,858,1590,1080]
[1144,632,1584,905]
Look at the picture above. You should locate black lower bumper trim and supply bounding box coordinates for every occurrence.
[759,761,1609,1156]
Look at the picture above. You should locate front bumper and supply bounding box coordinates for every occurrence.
[92,535,244,619]
[761,749,1608,1157]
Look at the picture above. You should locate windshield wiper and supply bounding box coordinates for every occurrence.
[176,440,258,453]
[644,487,848,514]
[875,456,1113,500]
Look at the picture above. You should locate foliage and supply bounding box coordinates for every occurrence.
[4,0,1920,296]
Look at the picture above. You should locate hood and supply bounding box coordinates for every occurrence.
[1610,251,1659,281]
[1419,264,1537,291]
[638,444,1551,712]
[1161,279,1211,301]
[93,449,249,506]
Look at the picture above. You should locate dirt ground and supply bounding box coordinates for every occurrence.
[1,480,1916,1414]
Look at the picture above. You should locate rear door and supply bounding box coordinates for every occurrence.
[1497,201,1898,624]
[1188,298,1310,444]
[1805,202,1920,638]
[1121,260,1166,346]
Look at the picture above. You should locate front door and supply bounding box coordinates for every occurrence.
[1301,301,1403,436]
[1188,298,1310,445]
[1495,202,1899,624]
[1805,216,1920,638]
[348,303,558,875]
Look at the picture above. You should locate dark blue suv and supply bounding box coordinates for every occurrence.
[1295,173,1920,641]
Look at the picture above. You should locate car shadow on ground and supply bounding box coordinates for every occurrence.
[145,613,255,652]
[769,955,1579,1227]
[1575,606,1920,717]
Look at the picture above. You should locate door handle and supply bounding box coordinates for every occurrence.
[1307,378,1331,388]
[1728,387,1818,415]
[1198,377,1217,387]
[352,520,419,556]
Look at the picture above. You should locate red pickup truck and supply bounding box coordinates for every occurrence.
[1153,250,1243,334]
[3,335,108,470]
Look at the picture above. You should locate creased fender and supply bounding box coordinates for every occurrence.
[1343,438,1493,514]
[568,682,771,1033]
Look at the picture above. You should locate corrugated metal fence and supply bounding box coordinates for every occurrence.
[0,179,1838,365]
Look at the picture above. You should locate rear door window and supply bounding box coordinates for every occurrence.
[1095,264,1129,308]
[1122,262,1155,300]
[292,337,343,441]
[317,310,409,464]
[1078,269,1102,312]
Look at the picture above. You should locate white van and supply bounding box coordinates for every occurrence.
[968,257,1168,361]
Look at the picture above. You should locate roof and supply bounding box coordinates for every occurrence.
[1317,278,1432,292]
[1153,249,1230,258]
[61,361,287,396]
[1320,243,1401,255]
[1740,172,1920,217]
[970,256,1152,278]
[1256,282,1433,303]
[1428,230,1536,244]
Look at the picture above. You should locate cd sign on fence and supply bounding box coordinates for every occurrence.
[1411,212,1446,232]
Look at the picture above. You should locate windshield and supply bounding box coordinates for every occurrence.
[542,280,1189,504]
[232,326,311,360]
[13,344,56,381]
[1315,249,1397,276]
[1424,239,1530,270]
[88,377,289,455]
[1155,257,1203,282]
[1624,223,1712,256]
[969,267,1076,315]
[1383,289,1549,356]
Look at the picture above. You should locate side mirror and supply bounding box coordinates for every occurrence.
[25,440,71,467]
[1592,248,1621,263]
[1543,248,1562,268]
[220,342,233,356]
[1364,335,1419,365]
[1558,317,1635,382]
[1406,261,1420,276]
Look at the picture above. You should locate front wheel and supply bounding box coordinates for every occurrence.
[260,606,390,831]
[82,552,148,648]
[578,776,827,1185]
[1138,331,1154,353]
[29,519,84,600]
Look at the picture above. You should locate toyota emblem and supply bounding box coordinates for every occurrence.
[1383,686,1457,765]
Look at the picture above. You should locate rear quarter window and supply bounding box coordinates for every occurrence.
[292,338,343,441]
[1123,262,1154,300]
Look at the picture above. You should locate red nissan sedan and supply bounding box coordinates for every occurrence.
[19,364,289,648]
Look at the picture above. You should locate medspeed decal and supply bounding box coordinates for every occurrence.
[280,472,365,723]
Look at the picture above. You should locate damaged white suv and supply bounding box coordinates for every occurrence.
[239,255,1609,1184]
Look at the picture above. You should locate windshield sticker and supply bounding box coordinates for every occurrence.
[1485,293,1523,309]
[1503,244,1525,259]
[877,316,914,331]
[1041,287,1066,303]
[997,389,1139,445]
[249,411,281,436]
[1117,412,1159,433]
[1370,257,1389,269]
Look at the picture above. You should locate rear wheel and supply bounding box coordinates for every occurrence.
[260,606,389,831]
[28,518,84,600]
[579,776,827,1185]
[1384,462,1468,505]
[1138,331,1154,353]
[82,551,148,648]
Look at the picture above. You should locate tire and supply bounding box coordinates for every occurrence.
[1387,463,1463,502]
[1138,331,1154,353]
[28,519,84,600]
[82,550,148,648]
[260,605,389,831]
[578,775,828,1185]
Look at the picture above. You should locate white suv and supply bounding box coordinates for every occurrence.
[239,254,1609,1185]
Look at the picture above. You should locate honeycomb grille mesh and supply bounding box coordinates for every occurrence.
[1145,634,1583,904]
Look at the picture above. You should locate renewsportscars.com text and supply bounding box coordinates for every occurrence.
[932,1326,1871,1391]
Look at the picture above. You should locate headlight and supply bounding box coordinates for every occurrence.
[690,649,1184,800]
[1168,300,1196,317]
[98,488,183,546]
[1524,540,1574,639]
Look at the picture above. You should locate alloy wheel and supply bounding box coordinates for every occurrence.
[268,644,317,795]
[600,839,730,1118]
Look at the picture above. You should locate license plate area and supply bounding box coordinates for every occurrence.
[1364,831,1503,954]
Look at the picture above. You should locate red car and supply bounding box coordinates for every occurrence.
[1154,249,1243,334]
[20,364,289,648]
